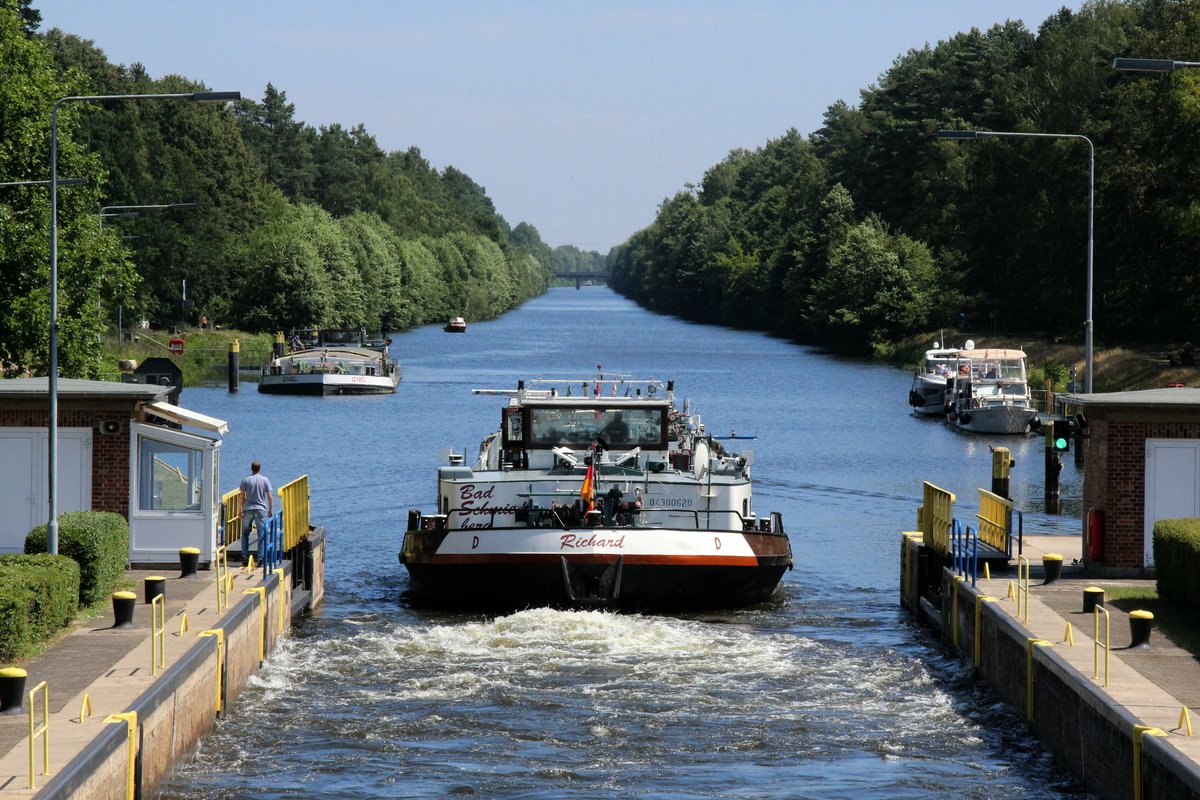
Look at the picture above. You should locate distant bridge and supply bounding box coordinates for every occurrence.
[554,271,609,289]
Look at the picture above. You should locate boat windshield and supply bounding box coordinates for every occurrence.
[526,406,663,448]
[923,358,954,376]
[973,360,1025,381]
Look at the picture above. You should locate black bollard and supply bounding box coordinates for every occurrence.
[1129,610,1154,649]
[1042,553,1063,585]
[144,576,166,604]
[227,338,240,393]
[112,591,136,629]
[1083,586,1105,613]
[0,667,27,715]
[179,546,200,578]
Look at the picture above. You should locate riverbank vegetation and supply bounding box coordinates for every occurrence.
[0,1,605,380]
[610,2,1200,377]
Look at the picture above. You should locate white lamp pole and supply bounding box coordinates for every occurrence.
[937,129,1095,393]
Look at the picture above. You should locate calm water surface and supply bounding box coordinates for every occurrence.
[162,287,1087,799]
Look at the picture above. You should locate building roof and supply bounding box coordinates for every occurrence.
[0,377,167,401]
[1061,387,1200,409]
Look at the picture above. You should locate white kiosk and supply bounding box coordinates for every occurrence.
[129,401,227,566]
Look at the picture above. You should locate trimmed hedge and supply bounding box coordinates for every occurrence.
[0,554,80,661]
[26,511,129,606]
[1153,518,1200,605]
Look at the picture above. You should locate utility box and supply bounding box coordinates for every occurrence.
[121,357,183,405]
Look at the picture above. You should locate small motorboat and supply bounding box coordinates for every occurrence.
[908,341,959,416]
[945,341,1038,434]
[444,317,467,333]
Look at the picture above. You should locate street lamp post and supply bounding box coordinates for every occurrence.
[99,203,199,342]
[48,91,238,555]
[1112,58,1200,73]
[937,129,1095,394]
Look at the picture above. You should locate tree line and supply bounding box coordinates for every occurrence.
[611,1,1200,355]
[0,1,601,378]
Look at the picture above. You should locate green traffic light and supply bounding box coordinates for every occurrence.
[1054,436,1069,450]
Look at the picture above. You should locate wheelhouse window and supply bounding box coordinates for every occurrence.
[139,437,204,511]
[525,406,664,449]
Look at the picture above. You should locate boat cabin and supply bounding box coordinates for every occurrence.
[496,396,670,471]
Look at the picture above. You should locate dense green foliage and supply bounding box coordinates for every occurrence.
[1152,517,1200,606]
[0,553,79,659]
[612,1,1200,353]
[26,510,128,606]
[0,4,605,376]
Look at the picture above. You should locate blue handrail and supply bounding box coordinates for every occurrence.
[261,511,284,577]
[950,518,978,586]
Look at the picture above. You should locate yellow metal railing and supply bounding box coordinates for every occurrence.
[199,629,225,713]
[1017,556,1027,623]
[1026,638,1052,721]
[1094,604,1111,687]
[221,488,243,549]
[28,680,49,789]
[151,594,166,676]
[278,475,311,551]
[1133,725,1168,800]
[243,587,267,663]
[103,711,138,800]
[214,545,230,612]
[921,481,956,556]
[976,489,1013,555]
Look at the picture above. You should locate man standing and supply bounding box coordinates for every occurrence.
[238,460,274,563]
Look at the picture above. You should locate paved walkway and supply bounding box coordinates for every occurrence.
[0,564,268,797]
[975,534,1200,764]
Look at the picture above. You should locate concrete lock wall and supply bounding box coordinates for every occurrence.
[935,568,1198,800]
[37,568,292,799]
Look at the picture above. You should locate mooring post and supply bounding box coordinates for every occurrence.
[227,338,240,393]
[991,446,1013,498]
[273,330,285,359]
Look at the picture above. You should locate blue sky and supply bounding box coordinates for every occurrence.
[38,1,1078,252]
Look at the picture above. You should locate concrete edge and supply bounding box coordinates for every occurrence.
[33,635,219,800]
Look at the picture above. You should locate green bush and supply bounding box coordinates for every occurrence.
[1153,518,1200,605]
[26,511,129,606]
[0,584,35,662]
[0,554,80,661]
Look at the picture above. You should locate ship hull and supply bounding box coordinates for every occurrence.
[400,526,792,612]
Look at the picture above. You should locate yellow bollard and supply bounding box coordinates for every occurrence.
[78,693,92,723]
[246,554,256,573]
[983,562,991,582]
[1179,707,1193,737]
[1006,580,1016,601]
[1063,622,1074,646]
[177,611,189,636]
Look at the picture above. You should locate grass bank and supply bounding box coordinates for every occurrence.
[99,327,275,387]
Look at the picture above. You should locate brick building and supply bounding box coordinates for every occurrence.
[0,377,226,566]
[1064,387,1200,577]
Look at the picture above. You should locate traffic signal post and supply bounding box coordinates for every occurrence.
[1045,422,1064,514]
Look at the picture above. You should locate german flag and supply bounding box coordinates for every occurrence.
[580,460,595,511]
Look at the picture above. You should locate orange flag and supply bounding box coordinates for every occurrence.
[580,460,595,511]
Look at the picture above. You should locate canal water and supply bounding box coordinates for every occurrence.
[163,287,1087,799]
